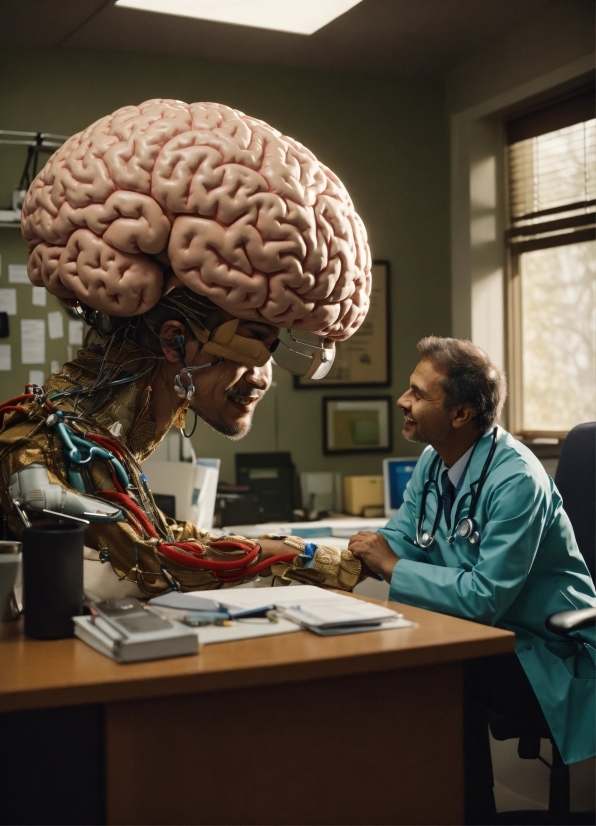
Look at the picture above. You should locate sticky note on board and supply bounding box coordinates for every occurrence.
[32,286,47,307]
[0,344,11,371]
[0,289,17,316]
[50,360,60,374]
[28,370,44,386]
[21,319,45,364]
[68,319,84,346]
[8,265,29,284]
[48,311,64,340]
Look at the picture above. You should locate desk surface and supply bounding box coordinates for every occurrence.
[0,595,514,714]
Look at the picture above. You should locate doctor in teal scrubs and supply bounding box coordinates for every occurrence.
[349,336,595,824]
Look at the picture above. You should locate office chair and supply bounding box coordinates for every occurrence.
[489,607,596,825]
[489,423,596,825]
[554,422,596,580]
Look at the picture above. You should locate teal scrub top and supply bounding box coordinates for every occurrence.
[379,427,596,765]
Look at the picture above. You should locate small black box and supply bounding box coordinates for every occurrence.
[235,453,295,522]
[216,493,264,526]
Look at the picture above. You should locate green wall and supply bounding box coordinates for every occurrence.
[0,47,450,483]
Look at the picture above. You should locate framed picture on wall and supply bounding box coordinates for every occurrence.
[294,260,391,388]
[323,396,392,455]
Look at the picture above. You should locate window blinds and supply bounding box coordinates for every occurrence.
[506,87,595,233]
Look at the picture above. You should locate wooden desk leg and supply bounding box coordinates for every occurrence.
[106,661,463,825]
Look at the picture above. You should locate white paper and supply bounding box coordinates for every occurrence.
[20,319,45,364]
[47,311,64,340]
[8,264,29,284]
[191,462,220,530]
[195,619,300,645]
[50,360,60,374]
[281,600,398,627]
[210,585,357,611]
[140,460,196,522]
[0,344,11,371]
[32,286,47,306]
[0,288,17,316]
[28,370,44,386]
[68,319,84,345]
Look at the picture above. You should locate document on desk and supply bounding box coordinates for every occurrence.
[198,586,416,637]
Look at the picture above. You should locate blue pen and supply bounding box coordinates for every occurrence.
[227,604,277,619]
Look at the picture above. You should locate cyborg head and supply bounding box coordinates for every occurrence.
[21,99,372,383]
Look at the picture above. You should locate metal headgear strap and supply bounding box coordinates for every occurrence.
[187,318,271,367]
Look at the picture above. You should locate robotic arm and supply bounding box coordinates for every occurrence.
[9,464,123,527]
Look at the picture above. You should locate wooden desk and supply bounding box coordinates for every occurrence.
[0,597,514,825]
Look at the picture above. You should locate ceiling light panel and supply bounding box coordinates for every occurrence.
[114,0,364,35]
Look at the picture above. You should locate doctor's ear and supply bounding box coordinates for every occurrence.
[451,403,476,430]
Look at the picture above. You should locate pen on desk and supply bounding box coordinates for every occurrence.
[228,604,277,619]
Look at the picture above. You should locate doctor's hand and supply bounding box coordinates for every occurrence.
[348,531,399,583]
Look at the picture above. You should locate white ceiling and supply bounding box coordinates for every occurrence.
[0,0,566,78]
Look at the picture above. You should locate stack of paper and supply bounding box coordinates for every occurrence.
[212,586,415,637]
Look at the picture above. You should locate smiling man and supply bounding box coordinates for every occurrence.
[348,336,595,823]
[150,305,278,441]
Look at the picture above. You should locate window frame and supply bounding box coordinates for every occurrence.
[505,228,595,440]
[503,89,595,440]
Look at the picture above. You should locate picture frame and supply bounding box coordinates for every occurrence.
[323,396,393,455]
[294,260,391,388]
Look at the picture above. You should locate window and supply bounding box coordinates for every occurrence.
[506,87,596,437]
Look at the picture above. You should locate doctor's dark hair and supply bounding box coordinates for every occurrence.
[416,337,507,432]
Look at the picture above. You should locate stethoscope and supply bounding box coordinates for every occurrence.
[415,427,499,549]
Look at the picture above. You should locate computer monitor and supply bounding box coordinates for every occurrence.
[383,458,417,517]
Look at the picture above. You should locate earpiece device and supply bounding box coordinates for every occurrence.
[173,371,193,400]
[160,334,186,361]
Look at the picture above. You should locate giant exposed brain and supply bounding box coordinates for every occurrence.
[22,99,371,340]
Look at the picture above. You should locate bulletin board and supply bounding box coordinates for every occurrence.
[0,237,82,399]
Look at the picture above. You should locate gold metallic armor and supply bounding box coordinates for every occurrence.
[274,536,361,590]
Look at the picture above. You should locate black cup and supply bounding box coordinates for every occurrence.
[22,523,85,639]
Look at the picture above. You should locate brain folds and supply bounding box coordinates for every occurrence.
[22,99,371,338]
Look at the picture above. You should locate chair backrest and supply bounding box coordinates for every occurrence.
[554,422,596,581]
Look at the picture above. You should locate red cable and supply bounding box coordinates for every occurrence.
[157,542,261,571]
[0,394,34,410]
[109,467,125,494]
[0,405,29,428]
[208,539,256,553]
[84,433,125,459]
[99,490,158,537]
[213,553,297,582]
